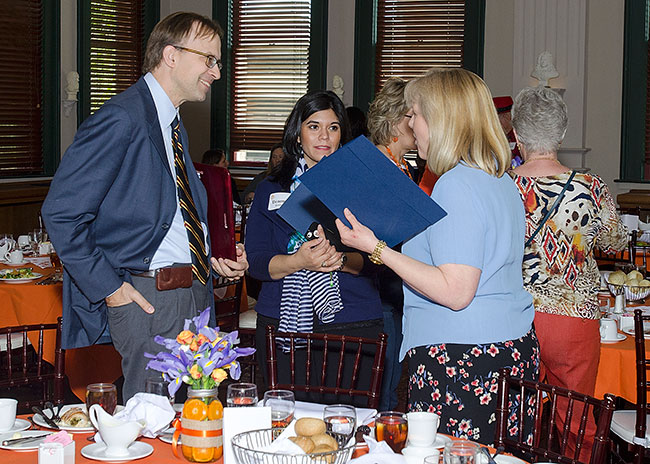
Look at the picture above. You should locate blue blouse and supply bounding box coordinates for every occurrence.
[400,163,534,359]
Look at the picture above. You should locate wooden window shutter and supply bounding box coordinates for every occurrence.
[376,0,466,91]
[230,0,311,162]
[88,0,145,114]
[0,0,43,176]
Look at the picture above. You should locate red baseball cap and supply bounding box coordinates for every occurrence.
[493,96,513,113]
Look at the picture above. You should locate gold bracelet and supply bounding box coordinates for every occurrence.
[369,240,387,265]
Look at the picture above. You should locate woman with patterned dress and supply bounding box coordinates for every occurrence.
[336,68,539,445]
[509,86,628,461]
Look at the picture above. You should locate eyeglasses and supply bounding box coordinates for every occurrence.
[173,45,222,70]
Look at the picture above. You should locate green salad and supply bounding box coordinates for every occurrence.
[1,268,34,279]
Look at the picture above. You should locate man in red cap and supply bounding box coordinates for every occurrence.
[493,96,523,168]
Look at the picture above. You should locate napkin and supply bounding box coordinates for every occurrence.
[349,436,407,463]
[94,393,175,442]
[293,400,377,425]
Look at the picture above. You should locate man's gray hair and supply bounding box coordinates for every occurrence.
[512,86,568,155]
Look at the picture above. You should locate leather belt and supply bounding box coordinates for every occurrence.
[133,265,198,291]
[133,266,197,279]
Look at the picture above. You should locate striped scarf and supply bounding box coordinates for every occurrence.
[277,158,344,351]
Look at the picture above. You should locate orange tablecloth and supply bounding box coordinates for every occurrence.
[0,415,224,464]
[0,263,123,401]
[594,329,650,403]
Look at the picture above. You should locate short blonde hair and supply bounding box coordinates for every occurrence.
[404,68,510,177]
[367,77,409,146]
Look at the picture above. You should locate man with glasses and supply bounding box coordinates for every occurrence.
[43,12,247,402]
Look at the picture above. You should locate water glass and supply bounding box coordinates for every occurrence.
[263,389,295,429]
[86,383,118,415]
[443,440,479,464]
[323,404,356,447]
[226,383,258,407]
[145,377,174,406]
[423,454,441,464]
[375,411,408,453]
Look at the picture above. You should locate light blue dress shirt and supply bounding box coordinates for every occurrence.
[400,163,534,360]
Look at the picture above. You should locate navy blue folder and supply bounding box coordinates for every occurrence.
[277,136,446,248]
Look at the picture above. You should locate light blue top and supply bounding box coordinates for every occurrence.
[399,163,534,360]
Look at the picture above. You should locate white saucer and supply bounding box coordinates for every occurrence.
[406,434,452,450]
[622,327,650,339]
[601,333,626,344]
[1,259,27,266]
[81,441,153,462]
[0,418,31,434]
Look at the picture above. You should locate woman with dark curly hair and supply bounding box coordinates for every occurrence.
[245,90,383,403]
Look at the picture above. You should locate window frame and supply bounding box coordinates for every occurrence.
[77,0,159,124]
[353,0,485,112]
[0,0,60,179]
[212,0,328,166]
[620,0,649,182]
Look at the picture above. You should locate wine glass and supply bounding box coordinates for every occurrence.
[443,440,479,464]
[263,390,295,429]
[145,377,174,406]
[226,383,258,407]
[86,383,118,415]
[375,411,408,453]
[323,404,357,447]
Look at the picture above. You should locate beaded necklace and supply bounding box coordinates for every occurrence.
[385,146,413,180]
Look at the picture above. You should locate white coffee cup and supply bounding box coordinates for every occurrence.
[406,411,439,447]
[0,398,18,432]
[600,318,618,341]
[38,241,52,255]
[16,235,31,249]
[4,250,23,264]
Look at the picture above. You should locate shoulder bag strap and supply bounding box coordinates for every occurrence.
[525,170,577,247]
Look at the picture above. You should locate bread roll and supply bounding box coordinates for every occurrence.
[311,433,338,450]
[295,417,327,437]
[311,444,337,463]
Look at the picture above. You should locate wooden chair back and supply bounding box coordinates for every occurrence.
[265,326,387,409]
[632,308,650,464]
[494,368,616,464]
[0,317,65,408]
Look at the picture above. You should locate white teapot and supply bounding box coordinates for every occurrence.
[89,404,145,457]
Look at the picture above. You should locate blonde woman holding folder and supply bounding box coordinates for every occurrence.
[337,68,539,445]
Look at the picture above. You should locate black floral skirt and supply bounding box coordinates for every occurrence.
[407,328,540,445]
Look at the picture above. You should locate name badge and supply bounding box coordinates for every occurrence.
[268,192,290,211]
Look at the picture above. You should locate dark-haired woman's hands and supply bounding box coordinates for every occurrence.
[295,224,343,272]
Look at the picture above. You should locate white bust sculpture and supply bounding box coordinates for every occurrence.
[332,75,344,100]
[531,51,559,87]
[65,71,79,101]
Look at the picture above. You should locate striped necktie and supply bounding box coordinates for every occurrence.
[171,117,210,285]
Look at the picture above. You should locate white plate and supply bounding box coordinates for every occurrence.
[0,419,31,435]
[158,426,180,445]
[477,454,527,464]
[0,270,42,283]
[0,430,54,450]
[622,327,650,339]
[601,333,626,344]
[33,404,124,433]
[81,441,153,462]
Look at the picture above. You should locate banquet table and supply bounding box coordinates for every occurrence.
[0,416,195,464]
[594,326,650,403]
[0,261,123,401]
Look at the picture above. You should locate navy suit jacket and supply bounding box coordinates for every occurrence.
[42,77,211,349]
